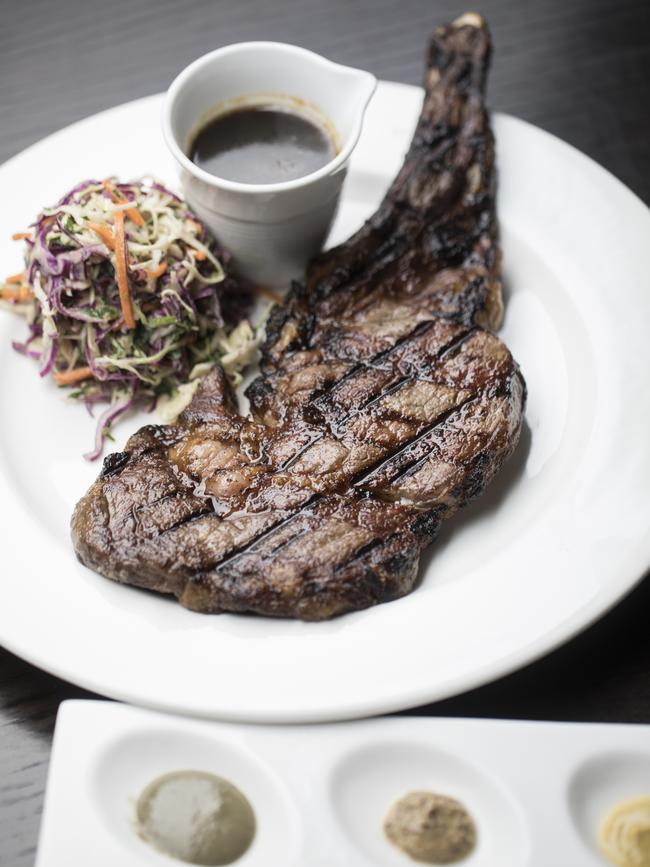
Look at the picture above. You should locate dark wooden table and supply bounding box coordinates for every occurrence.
[2,0,649,863]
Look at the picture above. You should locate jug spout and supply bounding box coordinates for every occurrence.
[322,63,377,157]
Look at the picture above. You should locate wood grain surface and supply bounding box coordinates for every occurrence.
[1,0,649,863]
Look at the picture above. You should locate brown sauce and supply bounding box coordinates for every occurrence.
[190,106,336,184]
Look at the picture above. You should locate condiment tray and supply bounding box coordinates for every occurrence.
[36,701,650,866]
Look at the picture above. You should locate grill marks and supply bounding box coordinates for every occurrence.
[71,16,526,620]
[244,324,484,490]
[213,388,477,571]
[197,356,481,575]
[156,505,215,538]
[352,394,478,491]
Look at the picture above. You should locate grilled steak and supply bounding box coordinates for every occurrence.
[248,13,502,426]
[72,14,526,620]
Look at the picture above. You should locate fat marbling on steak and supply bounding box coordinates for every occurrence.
[71,14,526,620]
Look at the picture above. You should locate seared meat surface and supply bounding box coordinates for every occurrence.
[72,15,526,620]
[250,11,503,427]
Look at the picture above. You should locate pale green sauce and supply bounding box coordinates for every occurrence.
[136,770,256,866]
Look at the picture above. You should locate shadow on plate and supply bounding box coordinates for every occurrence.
[417,418,532,577]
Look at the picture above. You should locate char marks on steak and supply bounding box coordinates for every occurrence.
[72,14,526,620]
[248,14,503,427]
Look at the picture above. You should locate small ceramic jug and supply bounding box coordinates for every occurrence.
[163,41,376,287]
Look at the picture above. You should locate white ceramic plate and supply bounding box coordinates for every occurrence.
[1,83,649,722]
[37,701,650,866]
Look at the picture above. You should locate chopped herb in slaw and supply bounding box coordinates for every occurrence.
[0,178,258,459]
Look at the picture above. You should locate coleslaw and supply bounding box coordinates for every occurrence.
[0,178,258,459]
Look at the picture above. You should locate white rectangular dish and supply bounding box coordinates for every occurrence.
[36,701,650,866]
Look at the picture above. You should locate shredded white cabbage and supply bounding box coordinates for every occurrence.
[0,177,259,459]
[217,320,259,385]
[157,379,202,424]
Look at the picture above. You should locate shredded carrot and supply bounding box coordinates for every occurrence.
[193,250,207,261]
[103,179,145,227]
[146,262,167,279]
[87,221,116,250]
[113,210,136,329]
[0,285,33,302]
[254,284,282,304]
[5,271,25,284]
[11,232,32,241]
[54,366,93,386]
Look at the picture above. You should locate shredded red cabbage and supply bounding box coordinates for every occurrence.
[1,178,255,459]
